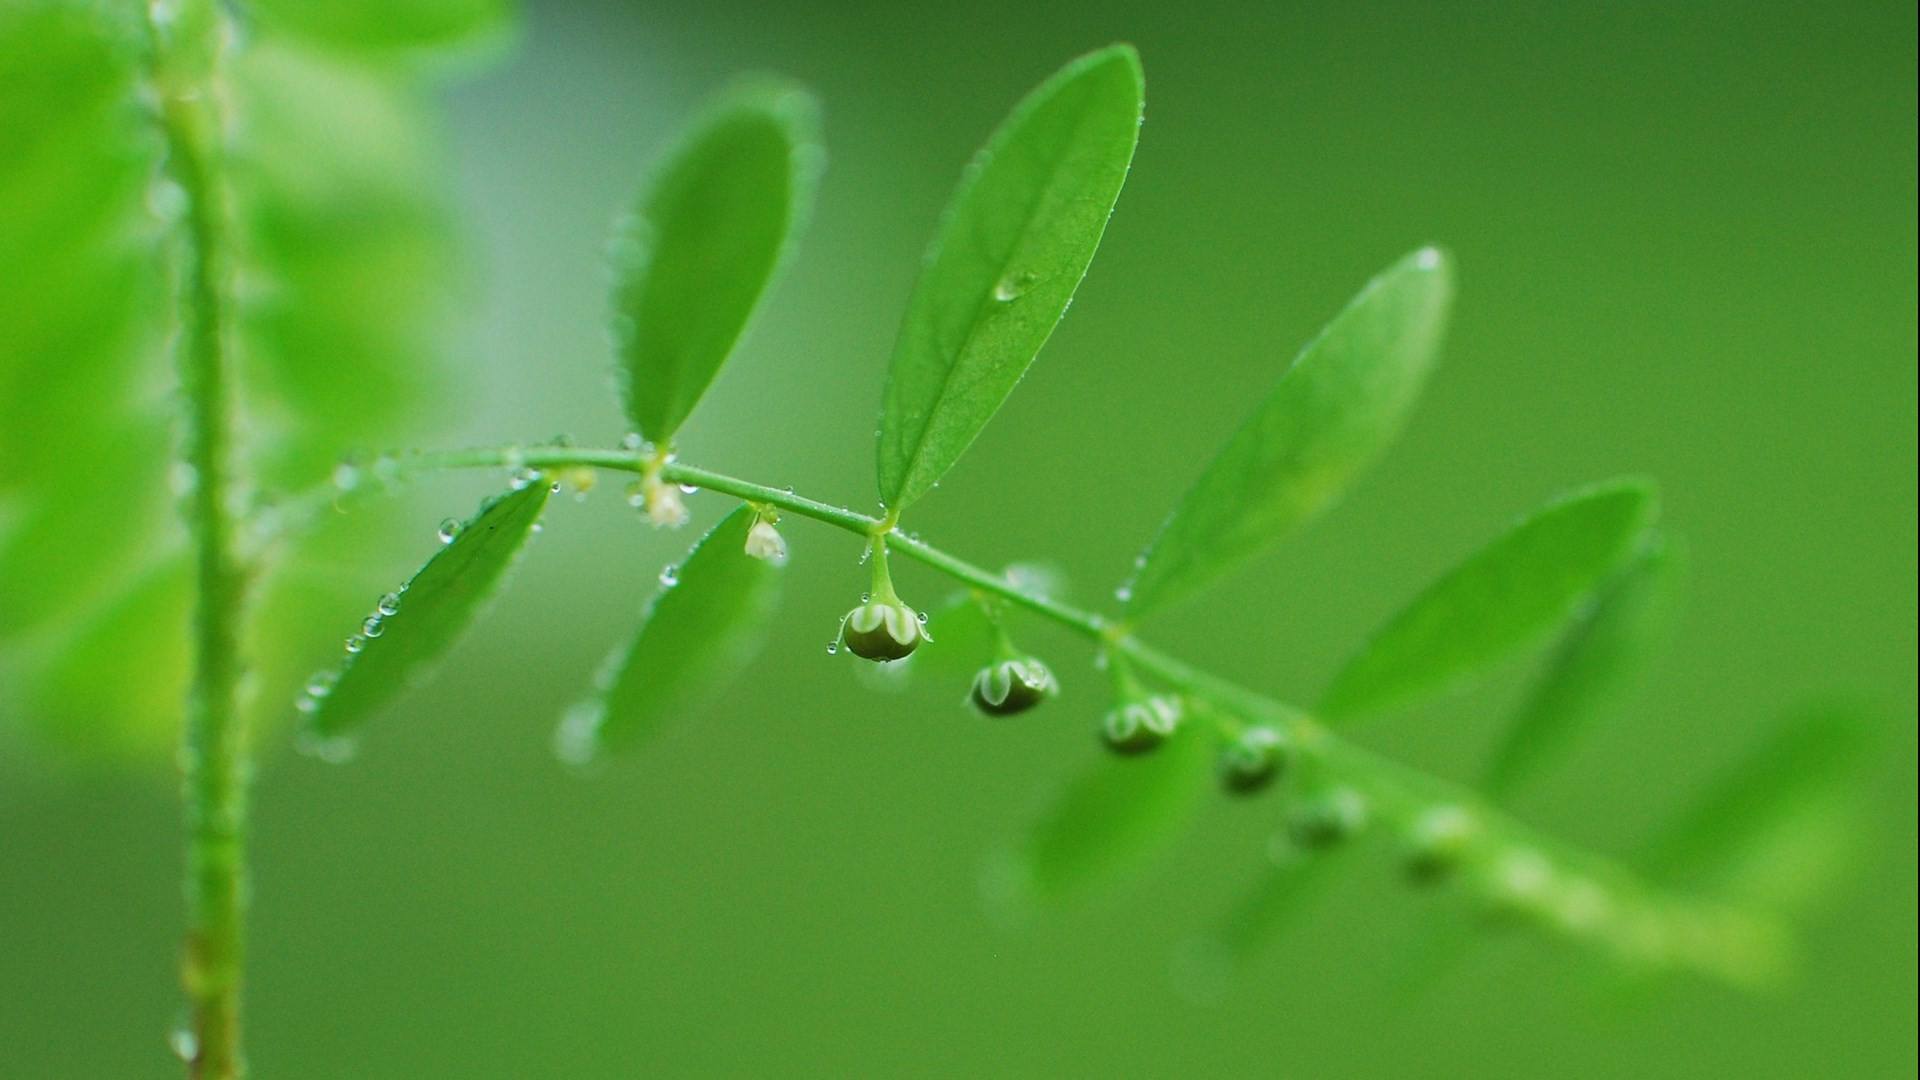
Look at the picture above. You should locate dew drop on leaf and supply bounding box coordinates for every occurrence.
[658,564,680,587]
[437,519,461,544]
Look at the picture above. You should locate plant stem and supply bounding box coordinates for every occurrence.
[367,443,1782,984]
[148,3,249,1076]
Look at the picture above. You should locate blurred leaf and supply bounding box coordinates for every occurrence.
[302,483,550,743]
[1319,479,1659,722]
[612,80,822,446]
[245,0,514,64]
[1485,534,1685,796]
[0,1,167,641]
[23,560,192,761]
[559,506,784,760]
[876,45,1143,511]
[230,39,462,489]
[1642,703,1879,911]
[1182,846,1352,990]
[1121,248,1453,617]
[1007,721,1211,901]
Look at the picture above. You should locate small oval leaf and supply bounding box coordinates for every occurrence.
[1001,720,1211,903]
[876,45,1144,510]
[1319,478,1659,723]
[1122,248,1454,616]
[1642,703,1877,910]
[559,505,784,761]
[612,80,822,446]
[1485,533,1685,796]
[302,482,549,742]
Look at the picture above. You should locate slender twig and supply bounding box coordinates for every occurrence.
[338,442,1784,986]
[146,3,250,1076]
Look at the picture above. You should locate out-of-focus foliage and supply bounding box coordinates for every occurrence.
[0,0,504,762]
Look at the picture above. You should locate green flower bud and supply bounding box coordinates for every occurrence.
[1401,804,1477,885]
[840,598,925,662]
[1100,694,1181,754]
[1286,787,1369,848]
[969,657,1058,716]
[1218,725,1289,794]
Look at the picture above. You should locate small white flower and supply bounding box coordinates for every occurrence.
[744,519,788,565]
[643,480,688,528]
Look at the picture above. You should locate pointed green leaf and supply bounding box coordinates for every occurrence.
[247,0,514,63]
[560,506,784,761]
[1122,248,1454,616]
[302,483,550,742]
[876,45,1144,510]
[1642,704,1877,910]
[612,81,822,446]
[1005,721,1211,901]
[1485,534,1685,796]
[1319,479,1659,723]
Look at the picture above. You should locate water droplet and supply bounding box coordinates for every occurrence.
[344,634,366,654]
[361,616,385,638]
[658,565,679,587]
[859,592,870,603]
[304,671,337,698]
[167,1020,198,1063]
[437,519,461,544]
[1114,584,1133,603]
[826,641,840,655]
[619,432,646,451]
[330,461,360,492]
[916,611,928,623]
[992,274,1028,301]
[376,592,402,617]
[678,483,699,495]
[502,445,528,470]
[296,730,357,765]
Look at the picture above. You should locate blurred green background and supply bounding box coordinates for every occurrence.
[2,0,1914,1076]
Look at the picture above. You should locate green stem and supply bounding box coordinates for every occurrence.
[147,3,249,1077]
[361,443,1781,984]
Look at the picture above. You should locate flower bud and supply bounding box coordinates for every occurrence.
[841,598,925,662]
[743,518,788,565]
[1287,787,1369,848]
[1401,804,1477,885]
[1218,725,1289,795]
[642,476,688,528]
[969,657,1058,717]
[1100,694,1182,754]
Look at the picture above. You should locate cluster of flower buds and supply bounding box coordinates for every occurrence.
[969,656,1058,716]
[1100,693,1183,754]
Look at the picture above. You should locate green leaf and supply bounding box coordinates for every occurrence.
[301,483,550,744]
[876,45,1144,510]
[1485,534,1685,796]
[918,562,1068,678]
[559,505,784,761]
[1319,479,1659,723]
[246,0,514,64]
[1642,704,1877,910]
[612,80,822,446]
[1004,721,1211,901]
[231,39,463,489]
[1121,248,1454,616]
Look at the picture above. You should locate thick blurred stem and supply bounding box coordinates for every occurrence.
[148,2,250,1076]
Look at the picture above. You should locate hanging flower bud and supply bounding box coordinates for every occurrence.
[744,517,788,565]
[969,657,1058,716]
[1287,787,1369,848]
[840,597,926,662]
[1218,725,1289,795]
[644,479,688,528]
[1401,804,1477,885]
[1100,694,1182,754]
